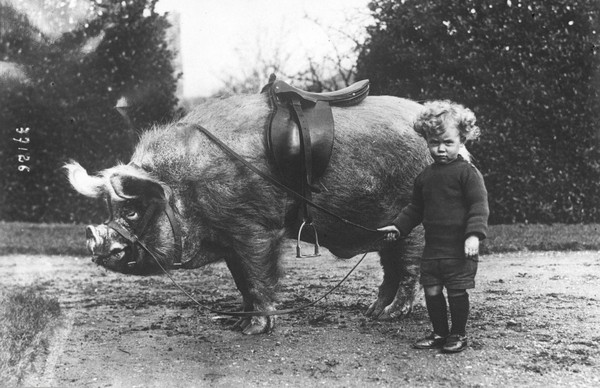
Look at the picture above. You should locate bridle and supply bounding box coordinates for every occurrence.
[103,197,183,273]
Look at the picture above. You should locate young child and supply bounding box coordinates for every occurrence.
[378,100,489,353]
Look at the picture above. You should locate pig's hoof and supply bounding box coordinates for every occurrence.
[365,301,383,318]
[232,316,273,335]
[365,297,393,319]
[365,298,412,320]
[379,299,413,320]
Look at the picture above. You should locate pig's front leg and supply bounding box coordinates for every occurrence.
[224,231,284,335]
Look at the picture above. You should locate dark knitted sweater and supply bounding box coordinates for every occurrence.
[393,156,489,260]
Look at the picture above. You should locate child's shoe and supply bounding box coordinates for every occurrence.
[442,334,468,353]
[413,332,448,349]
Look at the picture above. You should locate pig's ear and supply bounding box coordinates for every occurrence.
[109,172,166,201]
[64,161,105,198]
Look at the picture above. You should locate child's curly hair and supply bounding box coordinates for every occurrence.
[413,100,481,143]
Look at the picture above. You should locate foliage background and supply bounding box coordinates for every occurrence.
[0,0,179,223]
[356,0,600,224]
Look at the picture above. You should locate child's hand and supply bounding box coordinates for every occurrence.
[464,235,480,259]
[377,225,401,242]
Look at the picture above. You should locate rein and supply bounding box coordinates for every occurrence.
[190,124,382,234]
[147,238,383,317]
[106,123,392,317]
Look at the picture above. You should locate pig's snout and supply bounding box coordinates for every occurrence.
[86,225,102,255]
[86,225,128,265]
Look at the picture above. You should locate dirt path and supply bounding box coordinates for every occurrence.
[2,245,599,387]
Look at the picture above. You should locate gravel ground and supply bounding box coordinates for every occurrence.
[2,245,599,387]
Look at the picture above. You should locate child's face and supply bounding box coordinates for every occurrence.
[426,125,462,164]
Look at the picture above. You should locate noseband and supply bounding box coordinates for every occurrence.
[104,198,183,271]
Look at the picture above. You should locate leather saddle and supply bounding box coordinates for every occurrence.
[263,76,370,194]
[262,75,370,257]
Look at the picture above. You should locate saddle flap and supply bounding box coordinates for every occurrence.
[266,99,334,190]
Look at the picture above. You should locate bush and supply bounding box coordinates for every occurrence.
[357,0,600,223]
[0,0,179,223]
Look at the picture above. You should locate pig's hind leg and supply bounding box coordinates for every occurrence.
[366,225,423,320]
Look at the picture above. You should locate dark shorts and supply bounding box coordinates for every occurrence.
[420,257,478,289]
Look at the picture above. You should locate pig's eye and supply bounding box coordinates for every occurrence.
[123,209,139,221]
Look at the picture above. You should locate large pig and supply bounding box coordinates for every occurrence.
[65,91,430,335]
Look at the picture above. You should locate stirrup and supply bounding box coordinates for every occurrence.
[296,220,320,258]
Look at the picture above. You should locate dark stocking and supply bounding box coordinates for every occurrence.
[424,293,449,337]
[448,290,469,336]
